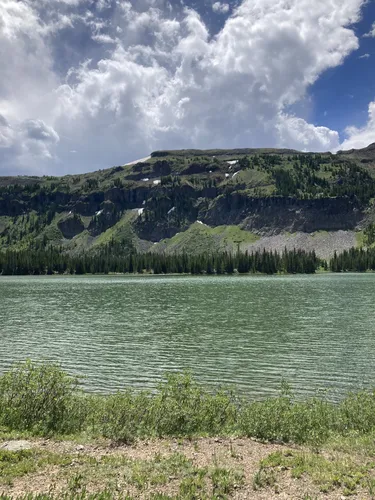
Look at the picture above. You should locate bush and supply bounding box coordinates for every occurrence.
[4,361,375,447]
[98,390,152,444]
[150,373,239,437]
[0,360,84,434]
[97,373,239,441]
[337,390,375,434]
[239,384,336,446]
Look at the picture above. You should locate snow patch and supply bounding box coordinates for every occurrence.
[196,220,207,226]
[227,160,238,165]
[137,208,144,216]
[232,171,241,178]
[153,179,161,185]
[95,210,103,216]
[167,206,176,215]
[225,173,230,178]
[142,178,149,182]
[124,155,151,166]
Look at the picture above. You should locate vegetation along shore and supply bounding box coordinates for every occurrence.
[1,246,375,275]
[2,361,375,498]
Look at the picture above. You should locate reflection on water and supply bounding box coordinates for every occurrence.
[1,274,375,399]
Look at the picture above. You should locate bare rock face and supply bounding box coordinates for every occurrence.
[203,195,364,235]
[88,200,120,236]
[1,440,33,452]
[58,214,85,239]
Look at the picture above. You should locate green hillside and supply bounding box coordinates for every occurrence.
[1,144,375,259]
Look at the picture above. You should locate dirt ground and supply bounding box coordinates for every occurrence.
[1,437,372,499]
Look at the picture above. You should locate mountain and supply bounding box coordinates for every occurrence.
[1,145,375,259]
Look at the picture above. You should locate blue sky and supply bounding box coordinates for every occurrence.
[0,0,374,175]
[311,0,375,134]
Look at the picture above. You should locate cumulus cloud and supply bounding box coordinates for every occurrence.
[364,21,375,37]
[212,2,230,14]
[0,116,59,173]
[340,101,375,150]
[359,53,370,58]
[0,0,369,174]
[277,114,340,151]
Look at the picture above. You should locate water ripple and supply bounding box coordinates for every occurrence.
[1,274,375,400]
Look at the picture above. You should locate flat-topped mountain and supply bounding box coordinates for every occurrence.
[1,144,375,259]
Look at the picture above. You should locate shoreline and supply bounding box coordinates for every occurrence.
[2,362,375,497]
[1,270,375,278]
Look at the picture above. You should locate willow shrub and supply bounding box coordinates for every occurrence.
[98,389,153,444]
[97,373,239,442]
[149,372,239,437]
[239,394,336,446]
[337,390,375,434]
[3,361,375,446]
[0,360,86,434]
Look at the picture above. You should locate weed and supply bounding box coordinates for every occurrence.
[253,467,277,491]
[258,449,373,496]
[229,443,240,459]
[179,470,207,499]
[0,448,72,486]
[211,467,243,497]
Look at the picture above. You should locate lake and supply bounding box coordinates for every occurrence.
[1,274,375,400]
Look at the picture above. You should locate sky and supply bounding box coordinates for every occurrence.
[0,0,375,176]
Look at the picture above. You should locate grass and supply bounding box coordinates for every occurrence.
[153,223,259,255]
[256,448,375,497]
[0,447,245,499]
[4,362,375,497]
[91,211,138,249]
[0,449,72,487]
[224,169,270,188]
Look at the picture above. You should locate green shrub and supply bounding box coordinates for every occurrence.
[150,373,239,437]
[4,361,375,447]
[97,373,239,441]
[0,360,83,434]
[239,384,335,446]
[337,390,375,434]
[98,390,152,444]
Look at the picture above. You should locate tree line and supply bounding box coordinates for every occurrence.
[0,247,320,276]
[3,244,375,276]
[330,248,375,272]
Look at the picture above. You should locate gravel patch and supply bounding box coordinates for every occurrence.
[244,230,357,259]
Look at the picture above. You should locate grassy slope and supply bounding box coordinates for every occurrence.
[90,210,152,253]
[152,223,260,255]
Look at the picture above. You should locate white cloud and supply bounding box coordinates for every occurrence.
[277,114,339,151]
[96,0,112,10]
[359,53,370,59]
[340,100,375,150]
[0,0,369,174]
[0,115,59,173]
[364,21,375,38]
[212,2,230,14]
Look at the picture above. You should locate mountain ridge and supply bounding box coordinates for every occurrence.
[1,144,375,258]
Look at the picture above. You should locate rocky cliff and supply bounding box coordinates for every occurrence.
[0,144,374,257]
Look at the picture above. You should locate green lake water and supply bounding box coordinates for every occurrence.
[0,274,375,399]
